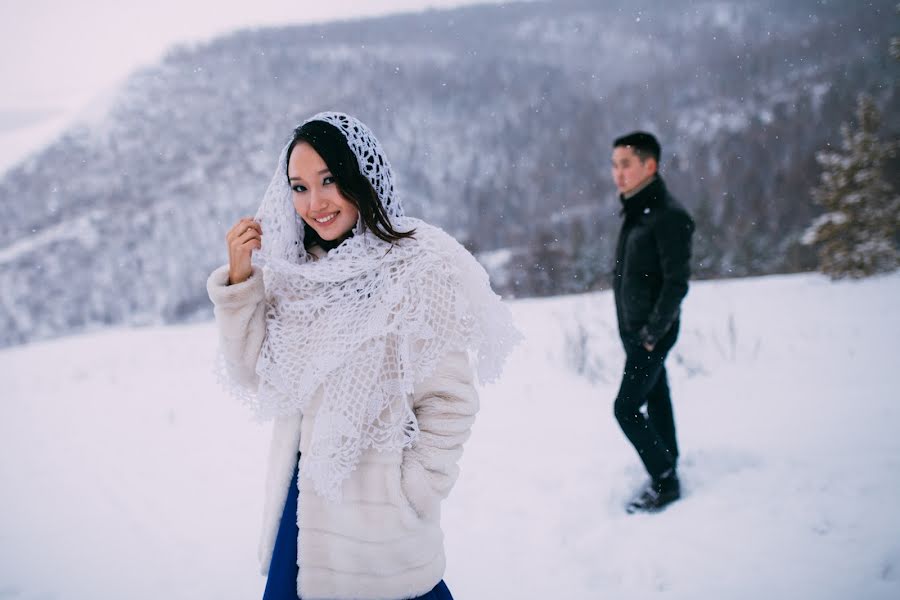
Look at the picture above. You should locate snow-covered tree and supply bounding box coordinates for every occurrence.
[803,93,900,279]
[892,3,900,61]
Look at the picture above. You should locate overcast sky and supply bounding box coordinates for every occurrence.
[0,0,522,117]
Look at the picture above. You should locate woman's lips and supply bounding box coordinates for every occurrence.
[314,212,338,225]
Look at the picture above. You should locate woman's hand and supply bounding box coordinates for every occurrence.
[226,217,262,285]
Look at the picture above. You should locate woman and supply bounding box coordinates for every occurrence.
[206,112,519,600]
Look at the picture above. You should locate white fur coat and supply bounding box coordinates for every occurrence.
[207,263,479,600]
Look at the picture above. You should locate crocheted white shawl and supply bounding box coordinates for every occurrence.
[221,112,520,501]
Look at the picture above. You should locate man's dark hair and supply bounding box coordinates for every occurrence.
[286,119,415,250]
[613,131,661,164]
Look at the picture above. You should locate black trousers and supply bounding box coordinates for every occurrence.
[614,320,680,480]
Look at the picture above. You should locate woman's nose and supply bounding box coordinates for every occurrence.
[309,189,327,212]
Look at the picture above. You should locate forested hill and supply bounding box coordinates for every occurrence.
[0,0,896,348]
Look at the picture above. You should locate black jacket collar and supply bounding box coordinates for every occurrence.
[619,176,667,218]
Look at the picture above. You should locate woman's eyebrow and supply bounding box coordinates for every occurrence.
[289,168,331,181]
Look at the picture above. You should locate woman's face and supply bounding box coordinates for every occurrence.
[288,142,360,242]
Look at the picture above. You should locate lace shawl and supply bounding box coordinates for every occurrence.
[219,112,521,501]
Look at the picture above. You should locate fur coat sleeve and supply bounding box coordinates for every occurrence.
[206,264,267,390]
[401,349,479,520]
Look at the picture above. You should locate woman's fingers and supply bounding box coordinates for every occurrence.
[228,218,258,237]
[226,217,261,242]
[225,218,261,285]
[229,229,262,271]
[234,227,262,248]
[226,218,247,240]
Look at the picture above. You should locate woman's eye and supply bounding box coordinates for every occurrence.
[292,184,307,193]
[323,176,335,185]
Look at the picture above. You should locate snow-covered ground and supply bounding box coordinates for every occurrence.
[1,272,898,599]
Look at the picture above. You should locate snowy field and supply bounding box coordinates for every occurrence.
[1,272,899,599]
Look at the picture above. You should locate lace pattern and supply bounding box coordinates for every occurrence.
[218,112,521,501]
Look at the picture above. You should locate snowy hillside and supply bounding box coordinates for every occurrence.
[0,111,73,178]
[0,0,897,349]
[1,273,898,599]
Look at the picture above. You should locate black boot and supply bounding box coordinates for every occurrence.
[626,469,681,514]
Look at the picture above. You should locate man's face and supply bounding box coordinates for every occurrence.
[611,145,657,196]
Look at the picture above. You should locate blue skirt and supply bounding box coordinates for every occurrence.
[262,458,454,600]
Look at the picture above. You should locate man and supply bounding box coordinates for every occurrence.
[610,132,694,513]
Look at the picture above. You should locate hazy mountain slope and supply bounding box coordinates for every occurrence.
[0,0,896,348]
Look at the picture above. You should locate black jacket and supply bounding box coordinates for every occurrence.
[613,176,695,346]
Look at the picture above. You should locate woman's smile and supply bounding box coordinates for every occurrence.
[314,212,338,224]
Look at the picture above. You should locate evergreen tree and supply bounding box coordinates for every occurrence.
[803,93,900,279]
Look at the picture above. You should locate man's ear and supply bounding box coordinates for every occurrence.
[646,157,659,176]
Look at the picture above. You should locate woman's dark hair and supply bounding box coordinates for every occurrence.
[286,120,415,251]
